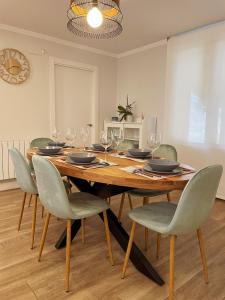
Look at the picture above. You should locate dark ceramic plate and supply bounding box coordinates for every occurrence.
[126,154,152,159]
[148,159,180,172]
[92,144,113,151]
[128,149,151,157]
[38,146,62,155]
[48,141,66,147]
[143,165,182,175]
[69,152,96,163]
[66,156,99,165]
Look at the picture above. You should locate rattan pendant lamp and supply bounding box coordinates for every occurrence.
[67,0,123,39]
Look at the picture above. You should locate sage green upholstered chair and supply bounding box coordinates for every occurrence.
[30,137,72,200]
[121,165,223,300]
[32,155,114,292]
[30,137,54,148]
[118,144,178,225]
[9,148,39,249]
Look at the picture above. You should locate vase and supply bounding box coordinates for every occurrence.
[126,115,133,122]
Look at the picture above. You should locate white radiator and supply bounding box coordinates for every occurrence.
[0,139,31,180]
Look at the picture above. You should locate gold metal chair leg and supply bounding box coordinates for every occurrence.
[169,235,176,300]
[81,218,85,244]
[197,228,209,284]
[31,195,38,249]
[156,233,161,259]
[103,210,114,266]
[28,194,32,207]
[118,193,125,222]
[18,192,27,231]
[41,205,44,218]
[38,213,51,261]
[65,219,71,292]
[128,194,133,210]
[144,228,149,251]
[121,221,136,279]
[167,193,171,202]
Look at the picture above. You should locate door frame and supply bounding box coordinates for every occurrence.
[49,56,99,143]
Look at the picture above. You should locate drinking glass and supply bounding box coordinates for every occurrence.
[112,128,124,151]
[52,128,58,141]
[99,130,112,161]
[147,132,161,159]
[81,127,89,150]
[65,128,75,147]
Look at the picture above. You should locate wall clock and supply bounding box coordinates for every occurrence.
[0,48,30,84]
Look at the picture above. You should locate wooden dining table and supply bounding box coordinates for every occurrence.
[27,148,195,286]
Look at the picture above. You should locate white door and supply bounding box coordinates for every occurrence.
[54,63,96,144]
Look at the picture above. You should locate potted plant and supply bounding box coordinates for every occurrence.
[117,95,135,122]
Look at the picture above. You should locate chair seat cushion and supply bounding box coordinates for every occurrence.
[128,202,177,234]
[69,192,109,219]
[127,189,171,197]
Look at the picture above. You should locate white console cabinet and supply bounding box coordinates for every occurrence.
[104,121,146,148]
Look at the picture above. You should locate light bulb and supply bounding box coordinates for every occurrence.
[87,7,103,28]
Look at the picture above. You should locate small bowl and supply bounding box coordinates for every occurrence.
[148,159,180,172]
[128,149,151,157]
[69,152,96,163]
[92,144,112,151]
[39,146,62,155]
[48,141,66,147]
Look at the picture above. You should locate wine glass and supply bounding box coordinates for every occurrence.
[147,132,161,159]
[80,127,89,150]
[99,130,112,161]
[112,128,124,151]
[52,128,58,141]
[65,128,75,147]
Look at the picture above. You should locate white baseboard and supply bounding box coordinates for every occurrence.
[0,180,19,191]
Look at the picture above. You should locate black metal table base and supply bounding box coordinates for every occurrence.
[55,178,164,286]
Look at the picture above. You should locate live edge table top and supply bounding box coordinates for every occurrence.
[27,149,195,191]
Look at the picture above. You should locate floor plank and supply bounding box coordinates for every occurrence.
[0,189,224,300]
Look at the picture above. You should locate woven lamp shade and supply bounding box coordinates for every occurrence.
[67,0,123,39]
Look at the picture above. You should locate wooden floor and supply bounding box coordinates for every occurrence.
[0,189,225,300]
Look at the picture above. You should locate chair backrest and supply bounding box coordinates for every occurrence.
[9,148,37,194]
[32,155,74,219]
[154,144,177,161]
[167,165,223,235]
[30,138,53,148]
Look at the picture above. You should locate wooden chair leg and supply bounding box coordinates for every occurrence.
[167,193,171,202]
[31,195,38,249]
[65,219,71,292]
[103,210,114,266]
[156,233,161,259]
[118,193,125,222]
[144,228,149,251]
[41,205,44,218]
[38,213,51,261]
[197,228,209,284]
[169,235,176,300]
[18,192,27,231]
[128,194,133,210]
[81,218,85,244]
[121,221,136,279]
[28,194,32,207]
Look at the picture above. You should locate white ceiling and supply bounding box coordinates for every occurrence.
[0,0,225,54]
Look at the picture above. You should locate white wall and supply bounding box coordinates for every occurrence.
[0,28,117,140]
[116,45,167,133]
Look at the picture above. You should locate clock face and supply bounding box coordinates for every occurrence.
[0,48,30,84]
